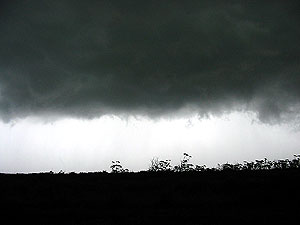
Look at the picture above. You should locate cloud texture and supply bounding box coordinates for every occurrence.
[0,0,300,122]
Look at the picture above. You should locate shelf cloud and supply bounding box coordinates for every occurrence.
[0,0,299,123]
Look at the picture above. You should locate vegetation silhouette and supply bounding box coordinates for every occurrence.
[145,153,300,173]
[148,157,172,172]
[43,153,300,174]
[1,154,300,225]
[110,161,129,173]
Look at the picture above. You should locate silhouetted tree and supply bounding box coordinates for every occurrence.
[148,157,172,171]
[174,153,194,172]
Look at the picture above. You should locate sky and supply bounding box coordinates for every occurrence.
[0,0,300,173]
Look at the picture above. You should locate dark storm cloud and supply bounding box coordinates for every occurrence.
[0,0,300,122]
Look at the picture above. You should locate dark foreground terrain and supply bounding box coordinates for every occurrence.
[1,169,299,225]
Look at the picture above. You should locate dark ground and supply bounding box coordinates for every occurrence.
[0,169,299,225]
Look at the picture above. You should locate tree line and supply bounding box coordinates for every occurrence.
[45,153,300,174]
[110,153,300,173]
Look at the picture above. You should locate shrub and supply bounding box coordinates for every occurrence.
[110,161,129,173]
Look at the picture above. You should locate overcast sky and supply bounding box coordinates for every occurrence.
[0,0,300,173]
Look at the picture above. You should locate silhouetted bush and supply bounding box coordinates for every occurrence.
[110,161,129,173]
[194,164,206,171]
